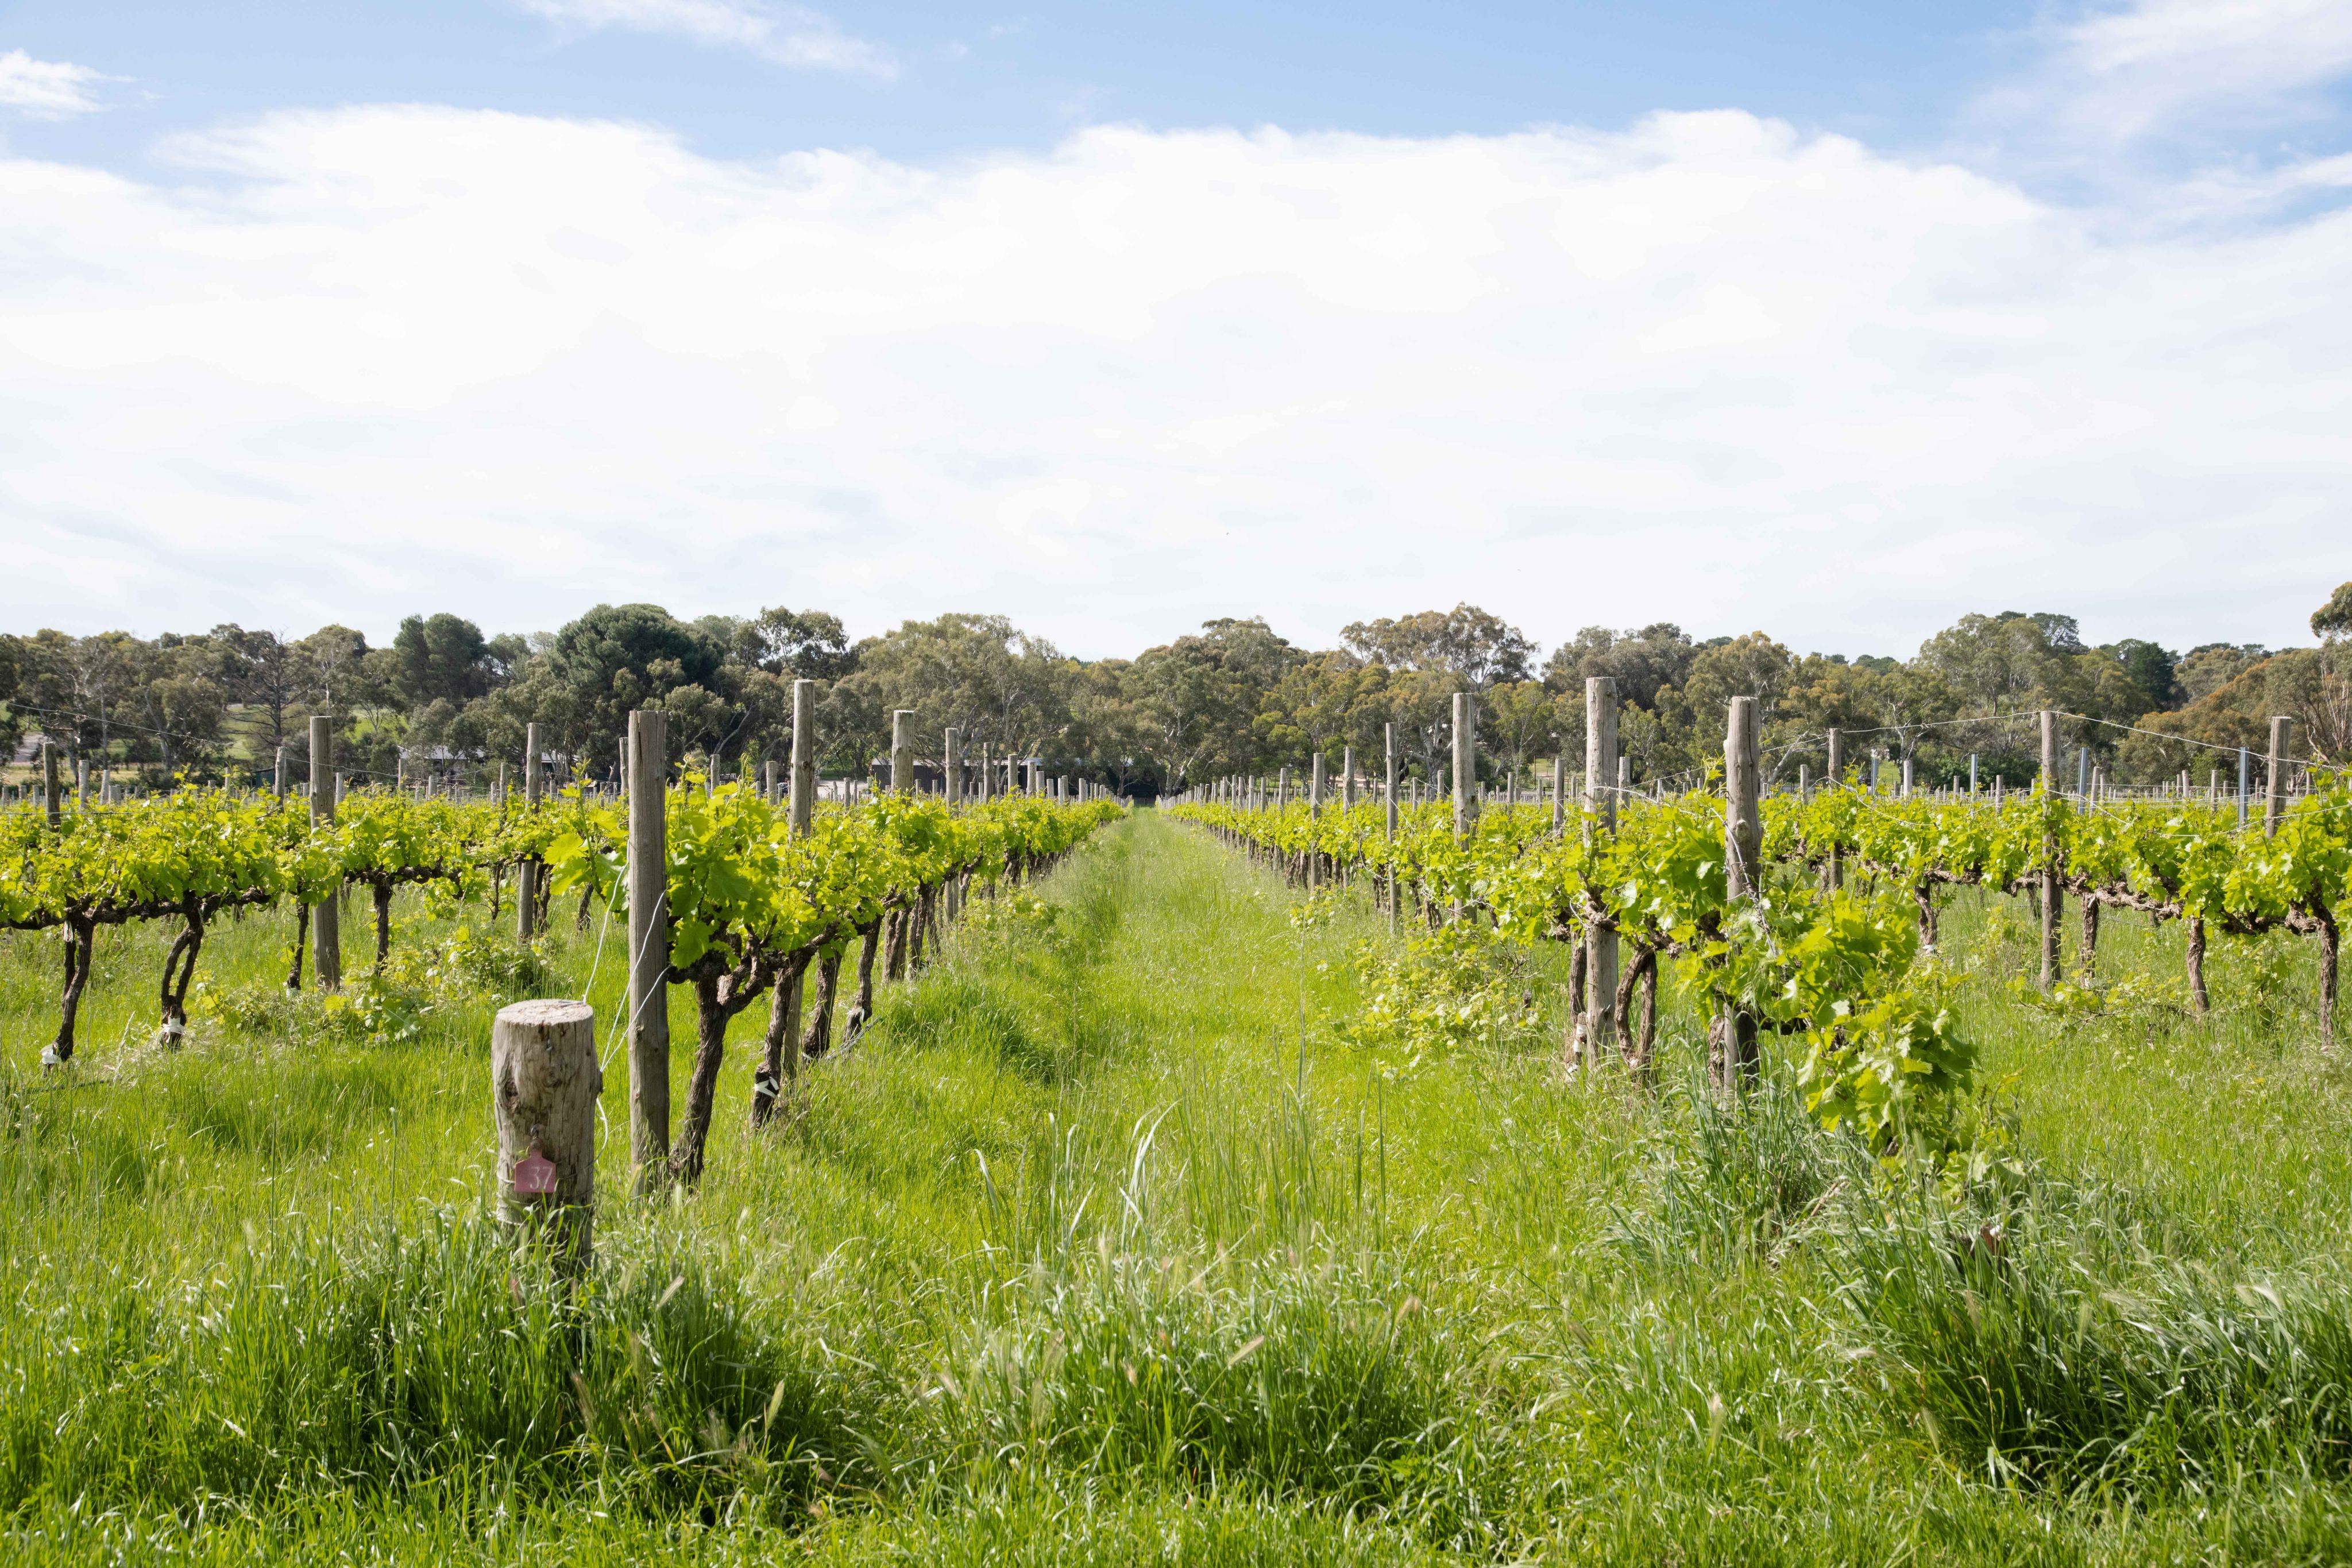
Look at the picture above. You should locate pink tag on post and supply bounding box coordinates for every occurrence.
[512,1151,558,1195]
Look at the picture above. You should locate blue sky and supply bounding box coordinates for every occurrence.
[3,3,2044,168]
[2,2,2350,658]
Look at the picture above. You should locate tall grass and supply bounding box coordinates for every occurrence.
[0,1206,886,1517]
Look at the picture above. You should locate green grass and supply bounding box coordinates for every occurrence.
[4,811,2352,1562]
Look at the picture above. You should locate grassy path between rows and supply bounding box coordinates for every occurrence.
[5,809,2352,1563]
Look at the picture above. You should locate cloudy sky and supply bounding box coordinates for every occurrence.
[2,1,2349,660]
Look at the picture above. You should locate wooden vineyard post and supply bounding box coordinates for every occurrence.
[1711,696,1763,1094]
[1383,724,1399,932]
[1452,691,1477,842]
[1581,677,1619,1071]
[789,679,816,835]
[42,740,60,828]
[891,710,913,794]
[945,727,963,807]
[1551,750,1566,836]
[1309,751,1325,889]
[517,723,543,941]
[309,715,342,991]
[274,745,286,798]
[2040,709,2061,991]
[1342,746,1356,810]
[1725,697,1762,899]
[627,708,670,1191]
[1824,729,1843,890]
[492,998,598,1272]
[2266,717,2292,839]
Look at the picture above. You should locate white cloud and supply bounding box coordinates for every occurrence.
[0,105,2344,657]
[0,49,108,117]
[513,0,895,78]
[1976,0,2352,190]
[2060,0,2352,134]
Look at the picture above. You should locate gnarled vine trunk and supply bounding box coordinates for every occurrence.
[801,944,844,1061]
[285,899,308,991]
[1613,944,1660,1080]
[845,921,881,1043]
[2185,916,2209,1017]
[158,902,205,1044]
[373,881,395,969]
[750,952,813,1127]
[2322,912,2340,1055]
[51,915,96,1065]
[671,960,766,1185]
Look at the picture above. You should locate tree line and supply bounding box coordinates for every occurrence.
[3,586,2347,796]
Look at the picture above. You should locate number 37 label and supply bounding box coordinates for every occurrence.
[512,1151,558,1195]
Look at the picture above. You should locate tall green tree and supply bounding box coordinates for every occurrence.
[1342,604,1533,693]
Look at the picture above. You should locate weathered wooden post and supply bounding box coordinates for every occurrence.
[492,998,598,1269]
[42,740,60,828]
[1383,724,1399,930]
[1342,746,1356,810]
[1452,691,1477,842]
[1582,677,1619,1069]
[274,745,287,798]
[1383,727,1398,836]
[309,715,342,991]
[627,709,670,1191]
[891,710,914,794]
[517,723,543,941]
[945,727,963,807]
[2040,709,2061,991]
[2266,716,2293,839]
[1712,696,1762,1094]
[1551,750,1566,836]
[1824,728,1844,889]
[789,679,816,835]
[1308,751,1325,889]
